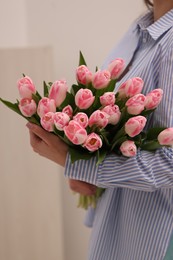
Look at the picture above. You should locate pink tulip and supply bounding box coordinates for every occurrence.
[88,110,109,128]
[37,97,56,118]
[102,105,121,125]
[118,77,144,98]
[40,112,55,132]
[75,88,95,109]
[62,105,73,118]
[73,112,88,128]
[107,58,125,79]
[125,116,147,137]
[120,140,137,157]
[18,98,37,117]
[100,92,116,106]
[83,133,102,152]
[49,80,68,107]
[125,94,146,115]
[17,76,36,99]
[64,120,87,145]
[145,88,163,110]
[158,128,173,146]
[54,112,70,131]
[76,65,93,85]
[92,70,111,89]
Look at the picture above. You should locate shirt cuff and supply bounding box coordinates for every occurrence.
[64,152,98,186]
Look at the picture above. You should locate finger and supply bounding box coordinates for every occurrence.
[28,130,44,152]
[26,122,52,145]
[69,180,96,195]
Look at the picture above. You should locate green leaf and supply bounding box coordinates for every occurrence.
[141,108,156,117]
[140,140,162,151]
[70,84,80,95]
[32,91,42,104]
[106,79,117,92]
[146,127,166,140]
[68,146,94,164]
[35,91,42,100]
[111,136,128,151]
[59,92,75,109]
[111,126,126,146]
[43,81,50,97]
[79,51,87,66]
[96,149,107,165]
[0,97,40,125]
[0,98,22,115]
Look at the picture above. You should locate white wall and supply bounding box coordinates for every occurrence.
[0,0,27,47]
[0,1,146,260]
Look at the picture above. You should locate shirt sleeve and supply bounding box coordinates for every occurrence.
[64,47,173,192]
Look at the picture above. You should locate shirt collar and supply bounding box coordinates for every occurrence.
[136,8,173,40]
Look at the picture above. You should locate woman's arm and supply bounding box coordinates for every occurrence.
[64,47,173,192]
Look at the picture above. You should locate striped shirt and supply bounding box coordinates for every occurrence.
[65,9,173,260]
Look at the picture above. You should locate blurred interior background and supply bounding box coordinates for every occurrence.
[0,1,145,259]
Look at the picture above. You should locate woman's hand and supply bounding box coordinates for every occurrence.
[68,179,97,196]
[26,122,68,167]
[26,122,97,195]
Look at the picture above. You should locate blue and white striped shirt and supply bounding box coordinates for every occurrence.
[65,9,173,260]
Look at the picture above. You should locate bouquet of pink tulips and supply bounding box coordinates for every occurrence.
[1,51,173,209]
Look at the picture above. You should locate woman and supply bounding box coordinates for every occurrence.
[27,1,173,259]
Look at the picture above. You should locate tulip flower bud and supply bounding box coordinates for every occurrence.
[17,76,36,99]
[19,98,37,117]
[64,120,87,145]
[41,112,55,132]
[76,65,93,85]
[120,140,137,157]
[75,88,95,109]
[107,58,125,79]
[49,80,68,107]
[92,70,111,89]
[83,133,102,152]
[37,97,56,118]
[158,128,173,146]
[118,77,144,98]
[125,116,147,137]
[145,89,163,110]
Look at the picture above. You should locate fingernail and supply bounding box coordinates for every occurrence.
[26,122,34,129]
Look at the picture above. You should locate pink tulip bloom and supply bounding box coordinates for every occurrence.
[83,133,102,152]
[41,112,55,132]
[102,105,121,125]
[89,110,109,128]
[145,88,163,110]
[100,92,116,106]
[120,140,137,157]
[64,120,87,145]
[107,58,125,80]
[118,77,144,98]
[49,80,68,107]
[62,105,73,118]
[18,98,37,117]
[75,88,95,109]
[37,97,56,118]
[92,70,111,89]
[158,128,173,146]
[73,112,89,128]
[125,116,147,137]
[125,94,146,115]
[76,65,93,85]
[54,112,70,131]
[17,76,36,99]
